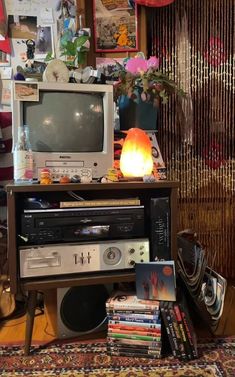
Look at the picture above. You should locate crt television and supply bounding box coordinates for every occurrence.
[12,82,114,180]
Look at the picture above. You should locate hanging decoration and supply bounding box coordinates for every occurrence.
[175,11,193,145]
[146,0,235,279]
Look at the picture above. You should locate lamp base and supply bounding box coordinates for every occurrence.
[118,177,144,182]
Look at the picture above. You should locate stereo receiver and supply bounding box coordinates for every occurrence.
[19,238,150,278]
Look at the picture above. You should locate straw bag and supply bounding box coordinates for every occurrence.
[0,275,15,320]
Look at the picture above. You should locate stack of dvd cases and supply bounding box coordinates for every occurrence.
[106,291,161,358]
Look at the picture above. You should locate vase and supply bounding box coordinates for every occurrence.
[118,95,158,132]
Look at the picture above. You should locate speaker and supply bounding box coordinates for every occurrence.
[44,285,110,339]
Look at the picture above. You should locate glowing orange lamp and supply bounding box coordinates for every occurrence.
[120,128,153,178]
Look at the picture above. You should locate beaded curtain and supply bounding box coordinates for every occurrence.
[146,0,235,278]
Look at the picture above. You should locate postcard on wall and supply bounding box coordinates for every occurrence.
[0,51,11,67]
[14,82,39,102]
[0,67,12,80]
[40,7,54,24]
[135,261,176,302]
[5,0,58,17]
[8,15,37,39]
[1,79,12,106]
[93,0,138,52]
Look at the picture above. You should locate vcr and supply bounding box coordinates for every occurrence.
[21,206,145,245]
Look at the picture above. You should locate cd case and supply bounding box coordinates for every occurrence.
[136,261,176,302]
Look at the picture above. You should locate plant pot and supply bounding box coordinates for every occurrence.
[118,95,158,131]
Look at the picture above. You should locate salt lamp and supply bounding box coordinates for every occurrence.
[135,0,175,7]
[120,128,153,178]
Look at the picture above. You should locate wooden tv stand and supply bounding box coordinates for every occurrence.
[6,181,178,355]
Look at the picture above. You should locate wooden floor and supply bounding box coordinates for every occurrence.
[0,284,234,345]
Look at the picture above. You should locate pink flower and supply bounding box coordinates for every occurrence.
[125,58,148,74]
[147,56,159,69]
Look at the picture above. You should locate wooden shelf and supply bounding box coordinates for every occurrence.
[6,180,179,354]
[23,271,136,291]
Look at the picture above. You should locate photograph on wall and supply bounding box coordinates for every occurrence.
[93,0,138,52]
[0,51,10,66]
[14,82,39,102]
[8,15,37,39]
[35,25,54,59]
[96,57,125,76]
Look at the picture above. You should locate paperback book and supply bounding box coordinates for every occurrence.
[136,261,176,301]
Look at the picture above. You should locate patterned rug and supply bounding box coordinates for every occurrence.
[0,337,234,377]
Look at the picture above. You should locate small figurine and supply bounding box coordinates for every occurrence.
[71,174,81,183]
[25,39,36,71]
[105,168,119,182]
[59,175,70,184]
[40,168,52,184]
[143,175,157,183]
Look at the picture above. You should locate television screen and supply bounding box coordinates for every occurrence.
[23,91,104,153]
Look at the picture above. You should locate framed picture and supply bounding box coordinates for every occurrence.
[93,0,138,52]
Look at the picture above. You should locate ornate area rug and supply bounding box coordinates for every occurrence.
[0,337,234,377]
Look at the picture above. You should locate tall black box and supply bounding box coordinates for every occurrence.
[150,197,171,261]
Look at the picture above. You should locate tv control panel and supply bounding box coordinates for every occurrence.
[38,167,92,182]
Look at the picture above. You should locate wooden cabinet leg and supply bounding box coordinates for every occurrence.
[24,290,37,355]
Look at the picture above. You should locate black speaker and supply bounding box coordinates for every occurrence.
[45,285,110,339]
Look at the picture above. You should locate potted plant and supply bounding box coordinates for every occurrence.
[45,34,90,68]
[60,34,90,67]
[112,53,185,131]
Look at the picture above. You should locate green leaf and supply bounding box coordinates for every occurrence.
[44,52,54,62]
[77,52,86,65]
[74,36,89,49]
[65,41,76,56]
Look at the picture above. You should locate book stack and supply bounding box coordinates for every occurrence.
[106,291,162,358]
[160,297,198,360]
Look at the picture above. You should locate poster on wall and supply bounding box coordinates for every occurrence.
[93,0,138,52]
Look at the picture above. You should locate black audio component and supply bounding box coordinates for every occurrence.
[21,206,145,245]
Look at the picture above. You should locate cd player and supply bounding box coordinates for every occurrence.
[21,206,145,245]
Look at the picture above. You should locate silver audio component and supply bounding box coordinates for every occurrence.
[19,238,150,278]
